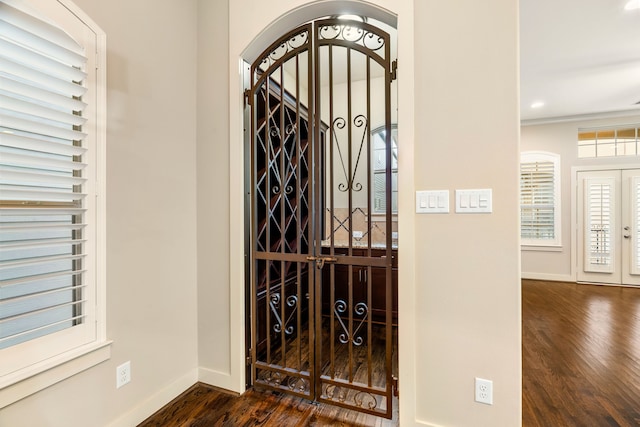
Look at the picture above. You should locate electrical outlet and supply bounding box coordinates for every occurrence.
[475,377,493,405]
[116,361,131,389]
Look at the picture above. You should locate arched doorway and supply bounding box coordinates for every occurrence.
[244,16,398,419]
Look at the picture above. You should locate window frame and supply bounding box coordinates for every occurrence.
[577,125,640,158]
[520,151,562,248]
[371,124,398,216]
[0,0,108,407]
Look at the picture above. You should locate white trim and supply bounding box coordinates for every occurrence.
[520,151,562,246]
[106,369,198,427]
[93,3,108,345]
[198,367,237,392]
[0,341,111,408]
[228,55,246,395]
[521,272,574,282]
[571,163,640,282]
[521,107,640,127]
[0,0,108,402]
[521,245,563,252]
[414,418,445,427]
[577,281,640,289]
[393,3,416,425]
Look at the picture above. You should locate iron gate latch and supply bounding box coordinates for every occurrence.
[306,255,337,269]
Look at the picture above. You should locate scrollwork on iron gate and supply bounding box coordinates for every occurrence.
[256,27,310,73]
[269,293,298,335]
[317,22,387,60]
[331,115,369,193]
[334,300,369,346]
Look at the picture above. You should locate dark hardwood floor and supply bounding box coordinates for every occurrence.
[522,279,640,426]
[137,383,397,427]
[139,280,640,426]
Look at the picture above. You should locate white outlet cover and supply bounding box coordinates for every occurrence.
[116,361,131,389]
[475,377,493,405]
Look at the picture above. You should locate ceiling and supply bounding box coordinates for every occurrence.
[519,0,640,122]
[281,4,639,124]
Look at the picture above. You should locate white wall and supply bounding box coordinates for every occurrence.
[0,0,200,425]
[521,113,640,282]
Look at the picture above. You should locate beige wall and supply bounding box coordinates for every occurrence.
[411,1,521,425]
[196,0,235,388]
[1,0,522,426]
[227,0,522,426]
[0,0,200,426]
[521,113,640,281]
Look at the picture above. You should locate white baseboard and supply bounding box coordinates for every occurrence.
[415,418,445,427]
[198,367,242,394]
[107,368,198,427]
[521,272,574,282]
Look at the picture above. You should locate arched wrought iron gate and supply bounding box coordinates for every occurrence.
[246,18,397,419]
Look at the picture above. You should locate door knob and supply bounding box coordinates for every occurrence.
[624,234,631,239]
[624,226,630,230]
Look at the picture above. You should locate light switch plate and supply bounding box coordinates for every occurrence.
[416,190,449,214]
[455,189,492,213]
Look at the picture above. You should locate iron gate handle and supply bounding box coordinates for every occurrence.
[306,255,337,269]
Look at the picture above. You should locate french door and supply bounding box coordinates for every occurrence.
[577,169,640,286]
[245,18,397,418]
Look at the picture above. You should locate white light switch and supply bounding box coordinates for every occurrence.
[416,190,449,214]
[455,189,492,213]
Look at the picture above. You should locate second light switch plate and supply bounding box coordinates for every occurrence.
[455,189,493,213]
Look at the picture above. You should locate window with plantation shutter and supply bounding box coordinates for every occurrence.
[372,125,397,214]
[520,152,561,246]
[0,0,106,396]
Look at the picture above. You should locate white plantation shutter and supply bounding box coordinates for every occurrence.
[0,0,89,351]
[583,178,615,273]
[520,152,560,245]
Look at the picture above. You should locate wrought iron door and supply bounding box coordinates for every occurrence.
[247,18,397,419]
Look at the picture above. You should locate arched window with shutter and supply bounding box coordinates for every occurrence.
[520,151,561,247]
[0,0,107,402]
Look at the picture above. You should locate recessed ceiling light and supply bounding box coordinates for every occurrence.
[531,101,545,109]
[625,0,640,10]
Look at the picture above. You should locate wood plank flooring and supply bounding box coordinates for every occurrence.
[140,280,640,426]
[137,383,397,427]
[522,279,640,426]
